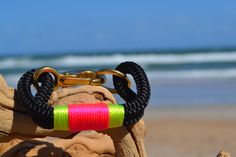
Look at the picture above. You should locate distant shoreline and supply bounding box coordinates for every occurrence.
[144,105,236,120]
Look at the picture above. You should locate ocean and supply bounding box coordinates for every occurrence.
[1,49,236,107]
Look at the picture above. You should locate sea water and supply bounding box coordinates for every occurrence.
[1,49,236,107]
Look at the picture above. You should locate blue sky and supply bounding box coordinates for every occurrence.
[1,1,236,55]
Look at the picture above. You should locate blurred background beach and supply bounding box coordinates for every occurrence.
[1,1,236,157]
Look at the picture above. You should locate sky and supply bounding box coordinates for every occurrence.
[1,1,236,55]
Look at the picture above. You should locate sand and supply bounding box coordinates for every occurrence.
[144,106,236,157]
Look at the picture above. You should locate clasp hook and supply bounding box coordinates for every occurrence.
[96,69,131,93]
[33,67,106,89]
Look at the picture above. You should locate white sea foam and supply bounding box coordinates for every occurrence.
[2,51,236,87]
[4,68,236,88]
[148,68,236,80]
[1,51,236,69]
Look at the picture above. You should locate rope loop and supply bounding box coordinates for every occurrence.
[17,70,55,129]
[113,62,151,125]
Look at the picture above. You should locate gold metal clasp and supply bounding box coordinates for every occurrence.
[33,67,131,93]
[96,69,131,93]
[33,67,106,89]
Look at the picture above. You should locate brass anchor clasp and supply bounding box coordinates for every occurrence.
[33,67,131,93]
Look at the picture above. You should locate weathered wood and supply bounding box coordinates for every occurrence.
[0,74,147,157]
[217,150,231,157]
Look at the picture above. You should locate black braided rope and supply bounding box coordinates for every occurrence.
[113,62,150,125]
[17,70,55,129]
[17,62,150,129]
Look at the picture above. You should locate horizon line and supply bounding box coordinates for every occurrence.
[1,46,236,57]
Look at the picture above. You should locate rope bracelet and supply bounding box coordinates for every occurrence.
[17,62,151,132]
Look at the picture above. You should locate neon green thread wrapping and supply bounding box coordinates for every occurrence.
[108,104,125,128]
[54,105,69,130]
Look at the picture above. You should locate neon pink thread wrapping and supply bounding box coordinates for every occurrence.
[68,103,109,132]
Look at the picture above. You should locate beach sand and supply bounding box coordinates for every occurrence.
[144,106,236,157]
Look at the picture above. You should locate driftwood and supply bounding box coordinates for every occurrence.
[0,74,146,157]
[217,150,231,157]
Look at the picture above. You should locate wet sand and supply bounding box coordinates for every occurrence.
[144,106,236,157]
